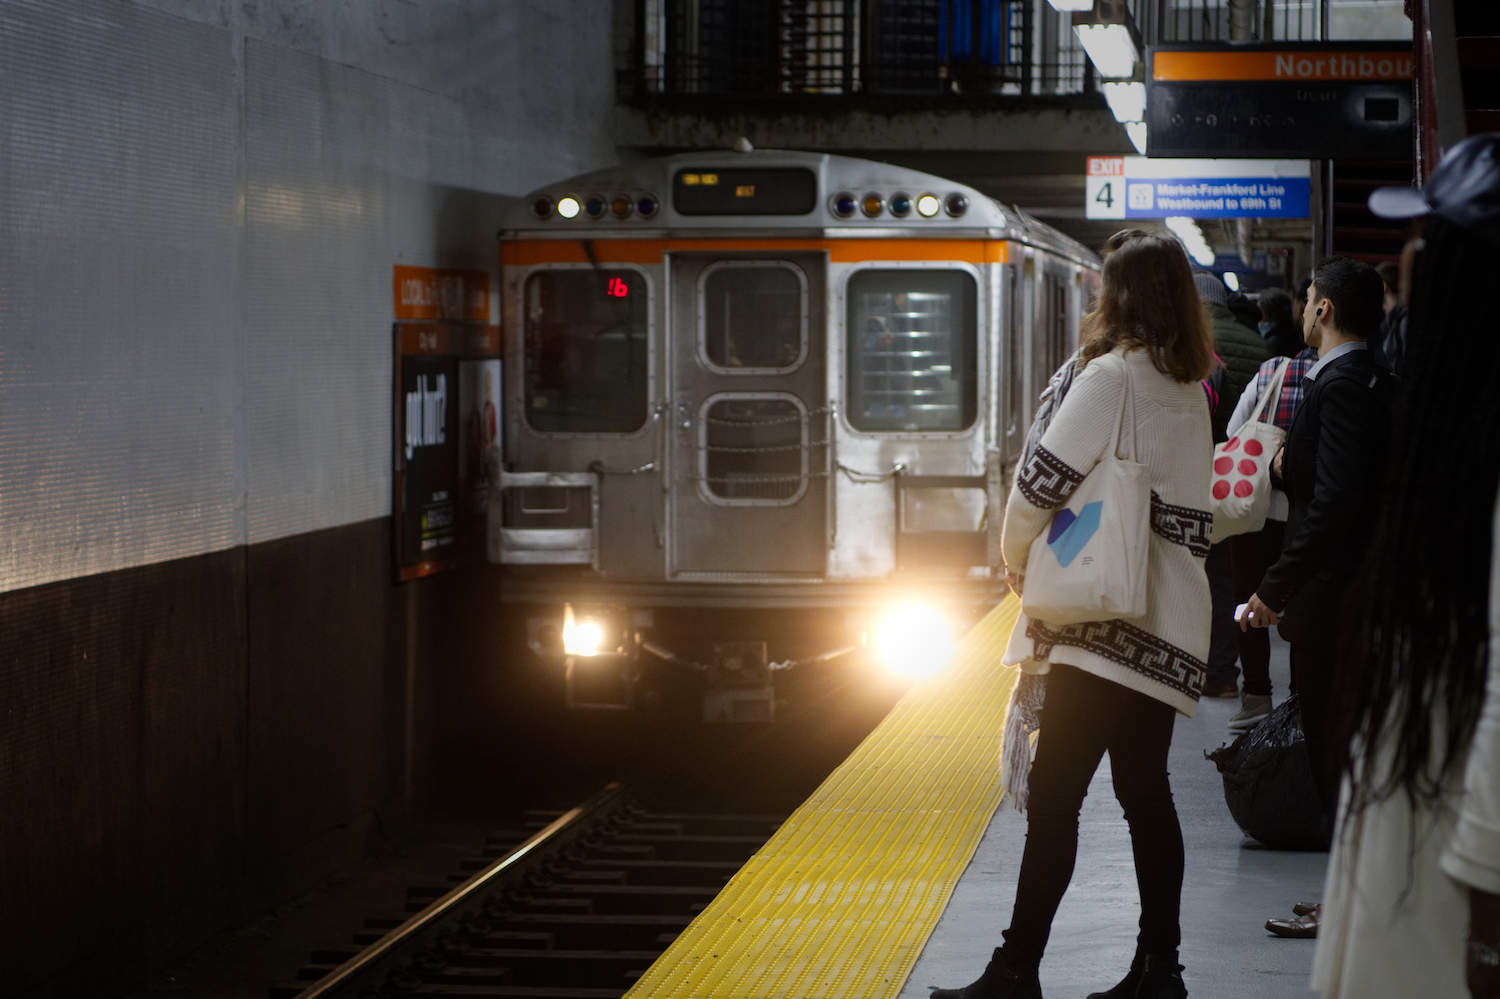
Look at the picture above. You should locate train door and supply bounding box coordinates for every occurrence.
[667,253,828,576]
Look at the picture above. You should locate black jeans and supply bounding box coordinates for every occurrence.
[1289,643,1339,817]
[1231,518,1287,697]
[1205,541,1239,686]
[1002,665,1184,972]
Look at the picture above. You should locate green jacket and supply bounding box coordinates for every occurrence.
[1209,303,1271,441]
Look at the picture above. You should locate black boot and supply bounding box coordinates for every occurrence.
[1085,952,1184,999]
[1084,952,1143,999]
[1133,954,1187,999]
[930,948,1042,999]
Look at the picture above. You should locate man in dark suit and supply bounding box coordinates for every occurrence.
[1240,256,1393,937]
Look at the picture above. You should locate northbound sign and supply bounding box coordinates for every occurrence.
[1085,157,1310,220]
[1146,42,1412,159]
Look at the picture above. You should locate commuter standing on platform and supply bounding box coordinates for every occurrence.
[1240,257,1393,939]
[1256,287,1307,359]
[1197,272,1271,699]
[1311,133,1500,999]
[934,235,1214,999]
[1219,344,1318,731]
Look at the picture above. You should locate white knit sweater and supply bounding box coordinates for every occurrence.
[1002,346,1214,716]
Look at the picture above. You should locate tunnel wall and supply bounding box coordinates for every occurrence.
[0,1,615,994]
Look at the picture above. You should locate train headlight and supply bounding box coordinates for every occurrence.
[875,605,956,679]
[916,193,942,218]
[889,192,912,217]
[831,192,857,219]
[945,193,970,218]
[557,196,581,219]
[563,603,623,657]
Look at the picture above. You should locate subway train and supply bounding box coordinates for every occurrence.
[489,147,1100,718]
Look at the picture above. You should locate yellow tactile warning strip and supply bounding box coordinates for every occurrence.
[624,594,1022,999]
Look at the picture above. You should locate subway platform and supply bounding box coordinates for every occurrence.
[899,622,1324,999]
[626,596,1326,999]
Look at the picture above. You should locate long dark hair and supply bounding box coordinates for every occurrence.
[1078,234,1214,383]
[1338,217,1500,816]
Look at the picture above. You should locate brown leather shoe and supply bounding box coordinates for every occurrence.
[1292,902,1320,917]
[1266,906,1320,938]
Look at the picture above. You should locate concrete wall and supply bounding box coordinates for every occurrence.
[0,1,615,994]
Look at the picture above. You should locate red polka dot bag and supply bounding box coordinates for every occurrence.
[1210,357,1291,543]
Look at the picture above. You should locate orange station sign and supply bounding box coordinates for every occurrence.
[392,265,490,322]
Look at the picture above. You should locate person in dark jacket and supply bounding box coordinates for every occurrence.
[1195,272,1271,442]
[1196,271,1272,697]
[1241,256,1394,939]
[1257,287,1306,358]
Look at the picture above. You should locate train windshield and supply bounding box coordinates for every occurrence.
[846,270,977,433]
[524,269,649,433]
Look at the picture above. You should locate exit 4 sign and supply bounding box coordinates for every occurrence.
[1085,156,1311,220]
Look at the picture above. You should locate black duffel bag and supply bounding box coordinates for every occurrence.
[1206,693,1331,851]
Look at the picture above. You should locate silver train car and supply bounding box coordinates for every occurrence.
[489,148,1099,712]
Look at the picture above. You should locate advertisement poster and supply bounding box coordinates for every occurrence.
[392,268,499,581]
[459,359,501,515]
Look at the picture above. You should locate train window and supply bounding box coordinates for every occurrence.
[700,395,806,505]
[845,269,977,433]
[523,269,649,433]
[700,263,806,371]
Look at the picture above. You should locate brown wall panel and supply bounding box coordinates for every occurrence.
[0,520,411,998]
[245,519,406,865]
[0,549,247,994]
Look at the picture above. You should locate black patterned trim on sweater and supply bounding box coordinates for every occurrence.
[1016,445,1084,509]
[1026,617,1206,699]
[1149,491,1213,558]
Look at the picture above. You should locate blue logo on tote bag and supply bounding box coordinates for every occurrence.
[1046,501,1103,568]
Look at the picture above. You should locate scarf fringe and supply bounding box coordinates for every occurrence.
[999,670,1047,812]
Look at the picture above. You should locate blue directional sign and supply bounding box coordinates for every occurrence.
[1087,157,1311,220]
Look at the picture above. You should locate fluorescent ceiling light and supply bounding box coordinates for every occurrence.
[1223,271,1240,291]
[1126,121,1148,154]
[1165,216,1217,267]
[1074,22,1139,79]
[1047,0,1095,10]
[1102,81,1146,123]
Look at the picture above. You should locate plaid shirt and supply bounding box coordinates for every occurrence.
[1246,347,1318,432]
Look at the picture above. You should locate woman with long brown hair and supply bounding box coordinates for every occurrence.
[934,234,1215,999]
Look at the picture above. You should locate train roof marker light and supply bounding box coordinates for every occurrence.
[945,193,970,218]
[916,193,942,218]
[636,194,659,218]
[532,196,554,219]
[611,195,633,219]
[584,195,607,220]
[889,192,913,218]
[862,193,885,218]
[556,196,581,219]
[831,191,857,219]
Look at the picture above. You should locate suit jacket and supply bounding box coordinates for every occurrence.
[1258,346,1393,645]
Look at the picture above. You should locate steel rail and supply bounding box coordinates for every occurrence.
[295,781,627,999]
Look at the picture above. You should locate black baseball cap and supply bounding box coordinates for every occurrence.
[1369,133,1500,246]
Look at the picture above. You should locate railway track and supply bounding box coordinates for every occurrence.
[274,783,781,998]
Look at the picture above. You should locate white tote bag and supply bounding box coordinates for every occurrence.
[1209,357,1290,543]
[1021,367,1152,626]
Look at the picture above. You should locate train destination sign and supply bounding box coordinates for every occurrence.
[1085,157,1310,220]
[1146,42,1412,159]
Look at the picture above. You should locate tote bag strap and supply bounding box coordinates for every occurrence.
[1246,356,1292,426]
[1110,362,1138,462]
